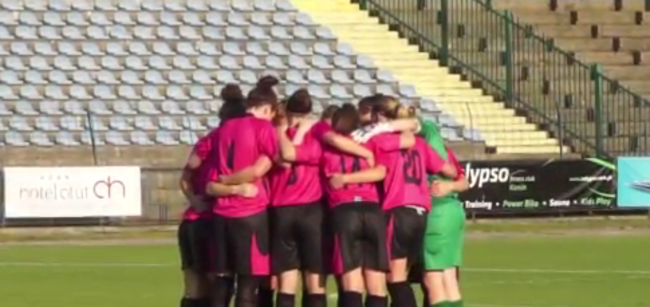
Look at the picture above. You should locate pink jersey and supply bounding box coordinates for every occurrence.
[369,134,447,211]
[208,114,279,217]
[183,135,215,221]
[269,126,323,206]
[321,141,379,207]
[310,120,332,142]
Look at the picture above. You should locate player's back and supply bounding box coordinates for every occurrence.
[321,144,379,207]
[269,126,323,206]
[211,114,278,217]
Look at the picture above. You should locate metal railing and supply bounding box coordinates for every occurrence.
[361,0,650,158]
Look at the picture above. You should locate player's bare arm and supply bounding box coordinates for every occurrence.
[218,156,273,184]
[323,131,375,166]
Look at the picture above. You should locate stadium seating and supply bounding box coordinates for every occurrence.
[0,0,503,166]
[494,0,650,155]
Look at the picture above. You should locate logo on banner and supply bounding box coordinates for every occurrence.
[18,175,127,201]
[4,167,142,218]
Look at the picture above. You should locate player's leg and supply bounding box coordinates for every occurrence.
[424,202,464,304]
[211,214,235,307]
[362,204,389,307]
[298,203,328,307]
[178,220,211,307]
[442,206,466,307]
[331,204,365,307]
[257,276,276,307]
[271,206,301,307]
[229,211,271,307]
[386,207,425,307]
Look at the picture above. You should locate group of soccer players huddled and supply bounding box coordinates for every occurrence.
[177,75,469,307]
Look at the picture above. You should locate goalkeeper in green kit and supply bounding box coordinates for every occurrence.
[417,117,469,307]
[350,106,469,307]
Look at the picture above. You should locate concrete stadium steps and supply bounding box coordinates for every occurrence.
[290,0,568,155]
[0,140,506,167]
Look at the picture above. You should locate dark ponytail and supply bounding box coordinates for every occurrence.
[246,75,279,109]
[218,83,246,121]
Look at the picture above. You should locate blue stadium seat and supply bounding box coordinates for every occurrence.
[294,26,315,40]
[6,131,29,146]
[145,70,166,84]
[188,0,209,11]
[115,11,136,25]
[45,84,69,99]
[35,116,59,131]
[44,12,65,26]
[137,12,158,25]
[69,85,92,100]
[60,116,84,131]
[165,0,186,11]
[6,56,27,70]
[276,0,296,11]
[289,55,309,69]
[131,130,155,145]
[330,84,353,99]
[94,85,117,100]
[56,131,80,146]
[125,56,147,71]
[187,101,209,115]
[39,101,63,115]
[308,70,329,84]
[0,70,21,85]
[59,41,82,55]
[332,70,353,84]
[109,116,134,131]
[50,70,72,84]
[266,55,287,69]
[137,100,161,115]
[63,101,86,115]
[16,26,38,39]
[81,131,105,146]
[0,25,12,39]
[198,42,220,56]
[106,130,131,145]
[11,42,33,56]
[143,85,165,100]
[180,25,201,40]
[0,12,15,26]
[312,55,333,69]
[67,12,89,26]
[90,100,112,115]
[89,13,111,26]
[232,0,254,12]
[34,42,56,55]
[19,12,41,26]
[128,42,150,56]
[273,13,294,26]
[296,13,316,26]
[20,85,43,99]
[354,70,376,84]
[229,12,250,26]
[62,26,84,39]
[166,85,189,100]
[0,85,18,99]
[246,42,268,56]
[192,71,214,85]
[159,116,182,130]
[252,12,273,26]
[169,70,190,84]
[50,0,71,11]
[114,100,137,115]
[183,12,204,26]
[30,131,55,146]
[153,42,175,56]
[30,56,52,70]
[118,85,141,100]
[141,0,163,11]
[287,70,308,85]
[155,130,180,145]
[85,116,109,131]
[161,100,184,115]
[207,116,221,128]
[173,56,196,69]
[9,116,34,131]
[0,102,11,115]
[271,26,292,40]
[177,42,199,56]
[179,130,199,145]
[254,0,275,11]
[149,55,171,70]
[78,56,100,70]
[16,100,39,115]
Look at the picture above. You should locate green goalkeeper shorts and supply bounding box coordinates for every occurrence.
[423,200,466,270]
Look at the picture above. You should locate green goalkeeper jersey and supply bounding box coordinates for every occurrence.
[418,118,460,204]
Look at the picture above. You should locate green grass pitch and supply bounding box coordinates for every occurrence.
[0,223,648,307]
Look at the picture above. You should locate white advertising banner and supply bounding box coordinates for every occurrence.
[3,166,142,218]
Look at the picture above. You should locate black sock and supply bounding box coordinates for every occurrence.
[306,293,327,307]
[212,276,235,307]
[365,295,387,307]
[276,293,295,307]
[387,282,417,307]
[180,298,201,307]
[301,289,309,307]
[336,281,345,307]
[235,275,260,307]
[198,298,211,307]
[257,286,274,307]
[341,291,363,307]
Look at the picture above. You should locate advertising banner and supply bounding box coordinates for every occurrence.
[3,166,142,218]
[459,159,616,211]
[617,157,650,208]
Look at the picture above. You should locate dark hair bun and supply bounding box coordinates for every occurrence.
[256,75,279,90]
[220,84,243,102]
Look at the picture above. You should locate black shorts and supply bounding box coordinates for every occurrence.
[387,206,428,262]
[271,202,328,274]
[178,218,214,273]
[213,210,270,276]
[330,202,389,274]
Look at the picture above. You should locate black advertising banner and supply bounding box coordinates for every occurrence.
[459,159,617,211]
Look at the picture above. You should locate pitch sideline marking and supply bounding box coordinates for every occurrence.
[0,262,648,275]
